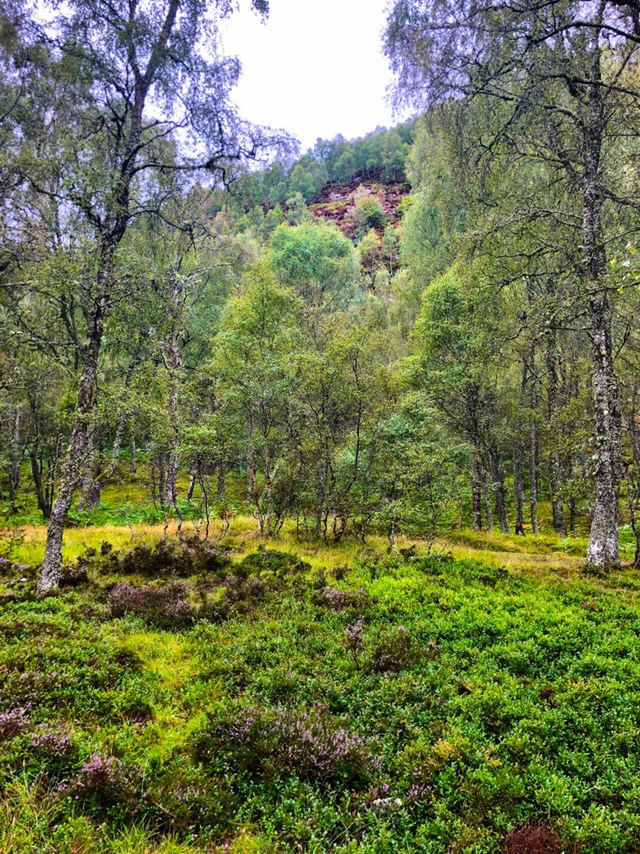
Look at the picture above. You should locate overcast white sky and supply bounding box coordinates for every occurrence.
[219,0,402,153]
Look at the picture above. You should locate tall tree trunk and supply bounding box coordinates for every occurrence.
[514,355,530,530]
[246,407,263,534]
[163,271,186,513]
[514,443,526,529]
[264,445,273,537]
[569,497,577,538]
[472,454,483,531]
[8,408,22,515]
[546,322,566,535]
[529,388,539,535]
[587,288,622,567]
[29,446,48,519]
[488,451,509,533]
[583,73,622,569]
[494,477,510,534]
[524,284,539,535]
[129,433,136,473]
[315,460,329,539]
[217,464,226,501]
[246,407,255,504]
[38,292,107,594]
[186,469,196,501]
[164,321,182,511]
[482,465,494,532]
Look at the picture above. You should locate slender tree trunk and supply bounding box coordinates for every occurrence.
[488,451,509,533]
[29,446,50,519]
[529,405,539,535]
[472,454,483,531]
[246,407,255,505]
[569,497,577,538]
[546,322,566,535]
[246,408,264,534]
[523,283,539,535]
[129,433,136,473]
[514,356,529,530]
[587,289,622,567]
[8,409,22,514]
[494,478,510,534]
[217,464,226,501]
[627,388,640,566]
[80,477,102,512]
[482,465,494,532]
[514,443,526,529]
[164,320,182,511]
[315,453,330,539]
[583,74,622,568]
[264,445,273,537]
[186,469,196,501]
[38,290,108,594]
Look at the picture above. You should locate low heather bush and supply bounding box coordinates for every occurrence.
[0,707,29,741]
[0,557,28,576]
[101,535,230,579]
[269,708,371,782]
[59,565,89,587]
[369,626,417,673]
[316,586,368,612]
[108,581,194,628]
[31,725,75,758]
[28,724,78,778]
[236,549,310,579]
[200,704,374,785]
[221,574,270,615]
[63,753,140,815]
[346,619,366,655]
[149,764,237,836]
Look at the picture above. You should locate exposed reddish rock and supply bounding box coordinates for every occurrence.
[309,180,410,239]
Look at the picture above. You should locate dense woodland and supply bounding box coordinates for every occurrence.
[4,2,640,852]
[3,0,640,590]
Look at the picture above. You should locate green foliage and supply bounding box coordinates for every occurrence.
[3,544,640,851]
[288,155,328,203]
[354,195,386,232]
[269,220,361,306]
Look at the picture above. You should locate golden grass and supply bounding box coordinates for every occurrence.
[1,515,417,570]
[0,520,204,567]
[0,513,617,589]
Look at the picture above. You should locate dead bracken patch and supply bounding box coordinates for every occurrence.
[502,825,565,854]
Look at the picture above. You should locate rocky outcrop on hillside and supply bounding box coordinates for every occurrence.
[309,181,410,239]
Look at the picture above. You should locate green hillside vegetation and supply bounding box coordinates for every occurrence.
[2,0,640,851]
[2,536,640,853]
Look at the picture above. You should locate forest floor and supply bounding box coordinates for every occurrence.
[2,481,640,852]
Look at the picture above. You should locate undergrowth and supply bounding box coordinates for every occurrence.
[1,538,640,852]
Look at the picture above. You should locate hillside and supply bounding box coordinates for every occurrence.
[309,180,411,239]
